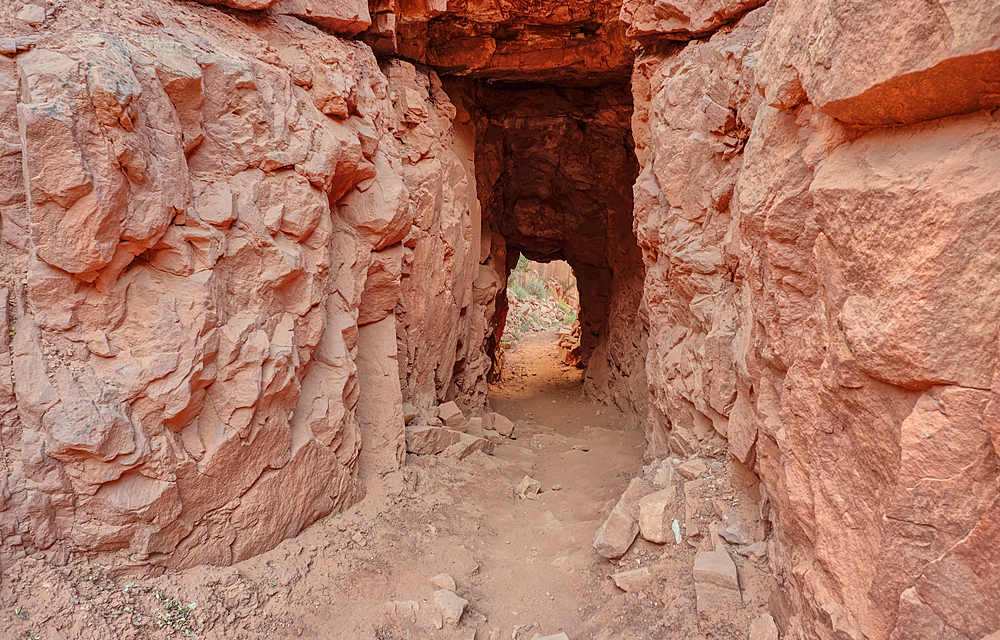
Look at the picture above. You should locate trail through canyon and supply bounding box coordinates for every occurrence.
[1,331,769,639]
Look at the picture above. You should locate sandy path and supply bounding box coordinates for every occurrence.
[3,329,774,640]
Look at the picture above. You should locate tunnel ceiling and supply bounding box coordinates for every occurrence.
[469,82,637,273]
[367,0,633,85]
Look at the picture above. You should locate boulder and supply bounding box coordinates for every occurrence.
[593,478,652,559]
[405,426,461,455]
[638,486,677,544]
[438,401,468,431]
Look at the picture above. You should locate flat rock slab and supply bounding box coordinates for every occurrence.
[406,426,461,455]
[442,433,494,459]
[611,567,652,593]
[593,477,653,558]
[694,541,739,590]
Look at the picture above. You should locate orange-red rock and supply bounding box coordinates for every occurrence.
[756,0,1000,125]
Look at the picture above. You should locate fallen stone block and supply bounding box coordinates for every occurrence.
[433,589,468,627]
[405,426,461,455]
[593,478,652,558]
[482,429,503,445]
[467,416,484,437]
[611,567,652,593]
[694,541,739,590]
[491,412,515,437]
[638,486,677,544]
[438,401,468,431]
[442,433,494,459]
[676,458,708,480]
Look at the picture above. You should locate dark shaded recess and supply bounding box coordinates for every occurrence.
[454,78,644,393]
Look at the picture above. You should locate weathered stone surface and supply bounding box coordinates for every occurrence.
[274,0,372,36]
[756,0,1000,125]
[356,315,406,478]
[632,5,1000,637]
[405,426,462,455]
[433,588,468,627]
[620,0,766,38]
[637,486,676,544]
[441,432,494,459]
[0,14,489,572]
[593,478,652,558]
[611,567,652,592]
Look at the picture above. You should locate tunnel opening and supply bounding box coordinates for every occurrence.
[443,77,648,426]
[499,255,581,364]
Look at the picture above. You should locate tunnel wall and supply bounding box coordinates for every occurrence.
[469,82,648,421]
[630,3,1000,639]
[0,12,494,571]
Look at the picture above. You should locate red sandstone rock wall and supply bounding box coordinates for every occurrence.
[0,2,488,571]
[630,1,1000,638]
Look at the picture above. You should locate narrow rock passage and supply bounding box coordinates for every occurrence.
[1,330,769,640]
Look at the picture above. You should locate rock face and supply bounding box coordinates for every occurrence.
[631,3,1000,639]
[0,4,490,571]
[2,0,999,638]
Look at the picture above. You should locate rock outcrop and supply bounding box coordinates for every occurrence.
[0,1,491,571]
[2,0,999,638]
[631,2,1000,639]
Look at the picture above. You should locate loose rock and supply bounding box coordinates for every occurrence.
[491,412,515,437]
[638,486,677,544]
[749,612,780,640]
[676,458,708,480]
[433,589,468,627]
[406,426,462,455]
[16,4,46,24]
[430,572,457,592]
[593,478,652,558]
[610,567,652,593]
[514,475,542,499]
[441,433,494,459]
[438,401,468,431]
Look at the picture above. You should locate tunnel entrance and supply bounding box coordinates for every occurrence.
[445,79,648,425]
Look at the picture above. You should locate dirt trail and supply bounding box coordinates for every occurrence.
[0,329,767,640]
